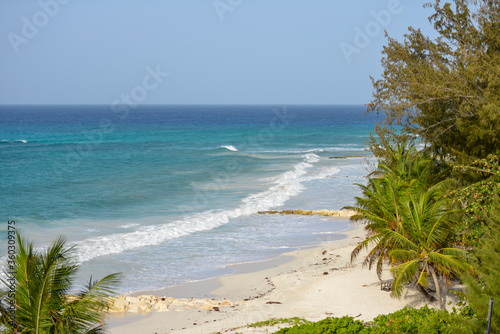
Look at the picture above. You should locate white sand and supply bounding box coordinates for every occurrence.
[107,222,458,333]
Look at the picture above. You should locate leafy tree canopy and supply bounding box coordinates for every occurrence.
[368,0,500,163]
[448,154,500,247]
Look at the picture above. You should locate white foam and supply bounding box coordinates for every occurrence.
[1,139,28,144]
[219,145,238,152]
[73,153,321,263]
[253,148,324,154]
[253,147,365,153]
[312,231,338,235]
[301,166,341,181]
[322,147,365,152]
[263,246,292,249]
[120,223,140,229]
[304,153,321,163]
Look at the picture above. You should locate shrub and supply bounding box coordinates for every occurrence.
[370,306,459,334]
[274,316,369,334]
[273,307,463,333]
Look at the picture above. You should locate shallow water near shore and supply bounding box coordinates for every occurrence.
[1,105,377,293]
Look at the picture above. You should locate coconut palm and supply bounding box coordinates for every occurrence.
[345,144,434,277]
[370,138,418,179]
[345,138,469,305]
[345,173,405,278]
[0,233,120,334]
[386,184,473,309]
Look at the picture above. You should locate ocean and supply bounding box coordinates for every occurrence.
[0,105,377,293]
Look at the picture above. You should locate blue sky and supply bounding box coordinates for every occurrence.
[0,0,436,105]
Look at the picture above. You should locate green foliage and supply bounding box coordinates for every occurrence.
[246,317,310,328]
[274,316,369,334]
[462,202,500,333]
[448,155,500,247]
[346,139,473,308]
[387,182,475,307]
[0,233,121,334]
[271,308,462,333]
[367,0,500,163]
[370,306,460,334]
[344,141,438,278]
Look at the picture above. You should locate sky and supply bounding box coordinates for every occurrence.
[0,0,438,105]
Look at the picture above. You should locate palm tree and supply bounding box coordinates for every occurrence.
[345,173,405,278]
[386,184,473,309]
[346,139,470,305]
[345,143,434,277]
[0,233,121,333]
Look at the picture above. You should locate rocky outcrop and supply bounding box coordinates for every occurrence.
[328,155,366,159]
[108,295,244,313]
[257,209,357,217]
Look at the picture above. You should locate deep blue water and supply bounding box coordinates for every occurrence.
[0,105,377,293]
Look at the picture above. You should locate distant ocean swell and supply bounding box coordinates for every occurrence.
[50,106,294,179]
[74,153,338,263]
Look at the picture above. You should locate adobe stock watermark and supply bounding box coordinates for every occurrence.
[213,0,243,21]
[339,0,403,64]
[52,64,169,178]
[7,0,71,54]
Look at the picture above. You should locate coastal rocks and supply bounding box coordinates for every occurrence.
[328,155,365,159]
[107,295,245,313]
[139,303,152,312]
[314,209,358,217]
[257,209,357,217]
[155,302,170,312]
[110,297,129,312]
[125,296,140,304]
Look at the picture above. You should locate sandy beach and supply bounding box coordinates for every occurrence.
[106,221,459,334]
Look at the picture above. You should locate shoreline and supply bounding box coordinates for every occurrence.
[123,211,355,299]
[106,221,458,333]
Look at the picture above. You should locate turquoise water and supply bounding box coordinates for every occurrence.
[0,105,377,293]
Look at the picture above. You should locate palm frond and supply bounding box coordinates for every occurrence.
[428,251,474,275]
[388,249,418,264]
[0,233,120,333]
[417,265,429,287]
[390,259,421,298]
[350,233,385,262]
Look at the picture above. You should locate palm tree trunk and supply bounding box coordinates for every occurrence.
[428,265,444,310]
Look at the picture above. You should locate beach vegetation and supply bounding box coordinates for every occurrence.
[369,306,461,334]
[447,154,500,247]
[246,317,310,328]
[271,307,461,333]
[345,139,475,306]
[386,183,474,309]
[348,159,474,308]
[0,233,121,334]
[273,315,368,333]
[350,0,500,327]
[345,141,427,278]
